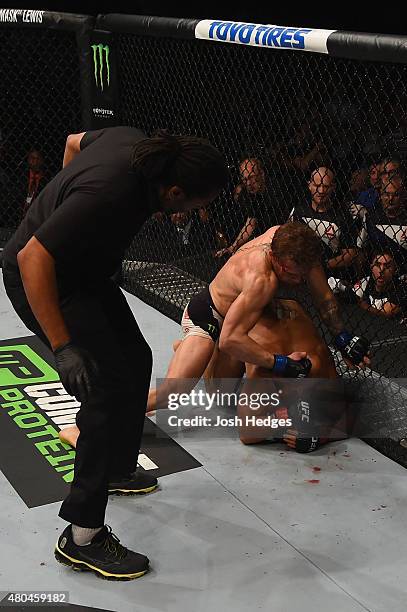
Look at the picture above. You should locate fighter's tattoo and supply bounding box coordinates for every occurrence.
[318,298,344,335]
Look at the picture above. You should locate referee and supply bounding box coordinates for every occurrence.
[2,126,228,580]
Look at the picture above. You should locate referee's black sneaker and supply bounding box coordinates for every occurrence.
[108,470,158,496]
[55,525,149,581]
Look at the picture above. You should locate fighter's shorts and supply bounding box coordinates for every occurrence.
[181,287,224,342]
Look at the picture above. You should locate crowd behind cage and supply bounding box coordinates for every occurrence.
[136,109,407,325]
[2,112,407,324]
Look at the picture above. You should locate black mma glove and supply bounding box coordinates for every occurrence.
[272,355,312,378]
[334,331,370,366]
[54,342,101,403]
[284,400,321,453]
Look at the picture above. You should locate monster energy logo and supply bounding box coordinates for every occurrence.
[91,43,110,91]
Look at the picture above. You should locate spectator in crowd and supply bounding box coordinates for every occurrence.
[346,163,370,222]
[353,250,407,319]
[21,148,48,218]
[196,205,229,251]
[321,99,363,173]
[169,211,195,247]
[350,166,370,197]
[381,101,407,158]
[349,165,370,202]
[169,209,221,253]
[281,120,330,174]
[381,156,403,189]
[356,158,383,210]
[275,119,331,197]
[289,166,359,288]
[215,156,279,257]
[358,161,407,274]
[207,188,248,253]
[136,207,223,265]
[361,103,386,158]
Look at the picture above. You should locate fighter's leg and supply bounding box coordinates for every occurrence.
[59,425,79,448]
[148,291,224,411]
[148,334,215,411]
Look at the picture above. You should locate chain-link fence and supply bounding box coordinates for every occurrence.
[0,19,86,246]
[114,29,407,382]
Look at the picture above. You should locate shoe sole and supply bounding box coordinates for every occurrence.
[108,483,158,496]
[54,546,148,581]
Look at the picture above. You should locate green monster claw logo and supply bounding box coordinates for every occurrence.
[91,43,110,91]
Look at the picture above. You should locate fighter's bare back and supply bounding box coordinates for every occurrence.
[210,226,280,316]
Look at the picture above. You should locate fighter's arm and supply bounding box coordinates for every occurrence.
[359,299,401,318]
[62,128,107,168]
[215,217,256,257]
[308,264,345,335]
[62,132,86,168]
[327,211,360,270]
[327,248,358,270]
[231,217,256,251]
[308,265,370,367]
[219,275,277,368]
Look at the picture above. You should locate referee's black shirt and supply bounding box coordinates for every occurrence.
[3,126,160,287]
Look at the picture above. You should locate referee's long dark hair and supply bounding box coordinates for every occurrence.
[131,130,229,197]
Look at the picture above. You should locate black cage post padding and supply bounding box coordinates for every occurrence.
[96,14,199,39]
[328,31,407,64]
[87,29,120,128]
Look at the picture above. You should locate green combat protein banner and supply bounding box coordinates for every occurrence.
[0,336,201,508]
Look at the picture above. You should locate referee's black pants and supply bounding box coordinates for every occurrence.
[2,263,152,527]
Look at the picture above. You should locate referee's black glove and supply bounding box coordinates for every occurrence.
[54,342,100,403]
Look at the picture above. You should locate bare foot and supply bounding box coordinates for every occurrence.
[59,425,80,448]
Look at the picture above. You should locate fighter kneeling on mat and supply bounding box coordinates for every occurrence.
[147,222,370,415]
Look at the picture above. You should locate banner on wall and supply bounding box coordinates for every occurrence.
[88,29,118,128]
[0,336,201,508]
